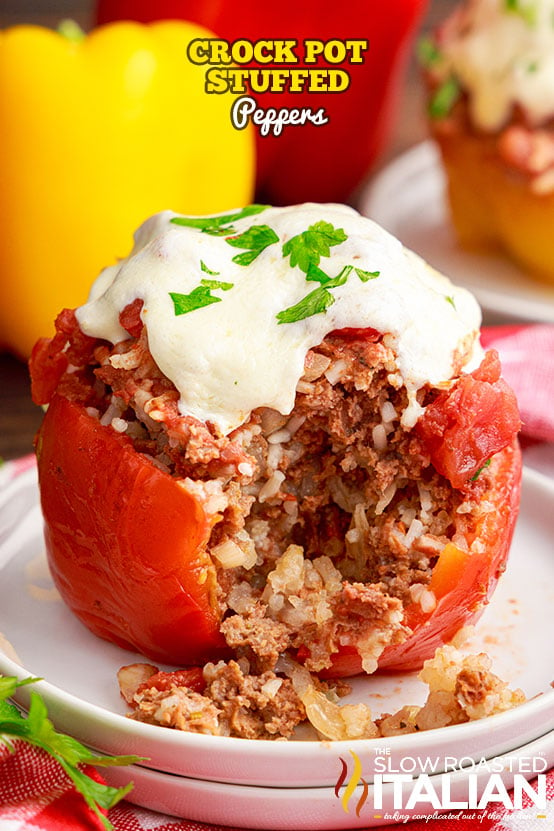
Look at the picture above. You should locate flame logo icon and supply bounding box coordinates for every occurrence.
[334,750,369,816]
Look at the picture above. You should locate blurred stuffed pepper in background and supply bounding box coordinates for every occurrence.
[96,0,429,205]
[0,20,255,358]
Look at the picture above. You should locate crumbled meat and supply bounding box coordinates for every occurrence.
[203,660,306,739]
[326,582,408,674]
[121,644,525,740]
[220,604,292,672]
[130,686,221,735]
[123,659,306,739]
[455,663,526,720]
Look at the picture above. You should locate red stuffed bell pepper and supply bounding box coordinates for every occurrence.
[30,205,521,683]
[95,0,428,204]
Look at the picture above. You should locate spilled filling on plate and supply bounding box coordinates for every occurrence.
[118,643,525,740]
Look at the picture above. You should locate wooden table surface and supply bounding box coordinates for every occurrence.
[0,0,456,461]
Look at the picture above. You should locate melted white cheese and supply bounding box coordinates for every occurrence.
[439,0,554,130]
[76,204,482,435]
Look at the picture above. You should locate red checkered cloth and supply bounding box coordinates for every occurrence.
[1,324,553,831]
[481,324,554,444]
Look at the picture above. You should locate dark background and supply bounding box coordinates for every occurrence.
[0,0,457,460]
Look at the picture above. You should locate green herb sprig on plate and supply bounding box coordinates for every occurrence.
[0,675,141,830]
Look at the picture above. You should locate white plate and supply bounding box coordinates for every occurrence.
[360,141,554,324]
[0,463,553,790]
[104,730,554,830]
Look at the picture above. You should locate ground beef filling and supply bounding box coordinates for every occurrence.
[55,311,504,739]
[118,645,525,740]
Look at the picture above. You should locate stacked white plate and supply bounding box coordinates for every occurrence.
[1,463,553,829]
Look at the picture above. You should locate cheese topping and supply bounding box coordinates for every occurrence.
[438,0,554,130]
[76,204,482,435]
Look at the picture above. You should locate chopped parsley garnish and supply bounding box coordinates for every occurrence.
[170,204,270,236]
[471,458,492,481]
[417,35,442,68]
[199,278,233,291]
[352,267,381,282]
[445,295,456,308]
[170,278,233,315]
[0,675,139,830]
[504,0,537,25]
[276,286,336,324]
[282,221,348,274]
[225,224,279,266]
[428,76,461,119]
[200,260,220,276]
[170,211,381,324]
[277,264,380,324]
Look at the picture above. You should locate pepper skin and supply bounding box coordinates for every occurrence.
[36,393,228,665]
[95,0,428,205]
[0,21,255,358]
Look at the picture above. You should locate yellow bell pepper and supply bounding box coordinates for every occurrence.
[0,21,255,358]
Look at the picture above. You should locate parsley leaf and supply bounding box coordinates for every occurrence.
[170,278,234,315]
[170,287,219,315]
[276,287,336,324]
[277,264,380,325]
[504,0,537,25]
[428,76,461,119]
[282,221,348,274]
[417,35,442,68]
[170,205,269,236]
[276,266,350,324]
[200,260,220,276]
[471,458,492,481]
[353,267,380,282]
[303,262,331,284]
[200,278,233,291]
[321,266,350,290]
[304,262,380,285]
[0,676,140,830]
[445,295,456,308]
[225,224,279,266]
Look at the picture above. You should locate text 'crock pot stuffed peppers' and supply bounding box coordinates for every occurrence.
[30,203,522,737]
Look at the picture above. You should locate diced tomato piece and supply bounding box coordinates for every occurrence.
[119,298,144,338]
[328,326,381,341]
[29,309,97,405]
[137,667,206,695]
[416,350,521,489]
[30,336,69,405]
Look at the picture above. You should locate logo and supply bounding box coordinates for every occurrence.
[333,749,548,818]
[335,750,369,817]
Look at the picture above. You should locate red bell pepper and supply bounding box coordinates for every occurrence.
[95,0,429,204]
[36,393,228,665]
